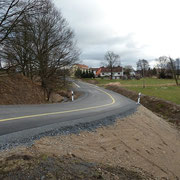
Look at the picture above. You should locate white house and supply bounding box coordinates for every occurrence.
[89,68,99,77]
[96,66,123,79]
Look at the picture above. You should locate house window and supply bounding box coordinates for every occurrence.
[118,72,120,75]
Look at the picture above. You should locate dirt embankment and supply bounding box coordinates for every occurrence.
[0,74,79,105]
[0,74,45,105]
[106,84,180,126]
[1,106,180,179]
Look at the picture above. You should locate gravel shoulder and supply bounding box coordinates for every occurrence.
[1,106,180,179]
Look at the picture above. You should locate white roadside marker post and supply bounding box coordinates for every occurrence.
[72,91,74,102]
[137,92,141,104]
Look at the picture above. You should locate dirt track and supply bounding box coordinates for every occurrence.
[1,106,180,179]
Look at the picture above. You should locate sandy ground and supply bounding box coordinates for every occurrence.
[1,106,180,179]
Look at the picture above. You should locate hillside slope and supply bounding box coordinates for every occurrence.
[1,106,180,179]
[0,74,45,105]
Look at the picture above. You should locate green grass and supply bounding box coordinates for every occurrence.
[126,86,180,105]
[90,78,177,86]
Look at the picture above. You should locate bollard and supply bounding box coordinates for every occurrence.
[72,90,74,101]
[137,92,141,104]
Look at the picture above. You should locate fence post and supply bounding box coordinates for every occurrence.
[137,92,141,104]
[72,90,74,101]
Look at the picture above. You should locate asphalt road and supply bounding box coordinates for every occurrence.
[0,80,138,148]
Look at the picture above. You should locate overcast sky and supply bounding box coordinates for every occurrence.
[53,0,180,68]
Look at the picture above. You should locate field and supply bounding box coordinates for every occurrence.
[85,78,180,105]
[89,78,176,86]
[126,86,180,105]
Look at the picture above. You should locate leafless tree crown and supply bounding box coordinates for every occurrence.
[0,0,80,100]
[104,51,120,79]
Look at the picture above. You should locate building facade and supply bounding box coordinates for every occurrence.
[71,64,89,77]
[96,66,123,79]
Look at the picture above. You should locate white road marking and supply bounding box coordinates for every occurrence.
[73,82,80,88]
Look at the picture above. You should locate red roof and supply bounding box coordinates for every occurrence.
[75,64,89,69]
[96,68,101,76]
[96,66,123,76]
[90,68,99,71]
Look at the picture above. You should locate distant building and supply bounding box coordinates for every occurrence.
[96,66,123,79]
[89,68,99,77]
[71,64,89,77]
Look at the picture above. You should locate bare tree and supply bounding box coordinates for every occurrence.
[104,51,120,79]
[169,57,179,86]
[157,56,169,70]
[124,65,134,77]
[29,0,79,97]
[136,59,149,88]
[156,56,169,78]
[175,58,180,80]
[136,59,149,76]
[1,0,80,100]
[1,15,35,77]
[156,56,179,84]
[0,0,41,44]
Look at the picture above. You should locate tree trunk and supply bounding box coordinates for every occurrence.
[110,67,113,80]
[169,58,179,86]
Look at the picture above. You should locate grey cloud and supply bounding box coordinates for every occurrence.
[80,33,146,67]
[53,0,151,68]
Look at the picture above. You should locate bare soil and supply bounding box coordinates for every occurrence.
[0,74,45,105]
[1,106,180,179]
[0,74,79,105]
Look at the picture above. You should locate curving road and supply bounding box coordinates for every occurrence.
[0,80,138,148]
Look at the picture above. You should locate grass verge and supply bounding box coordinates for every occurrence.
[106,85,180,127]
[84,78,177,86]
[126,86,180,105]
